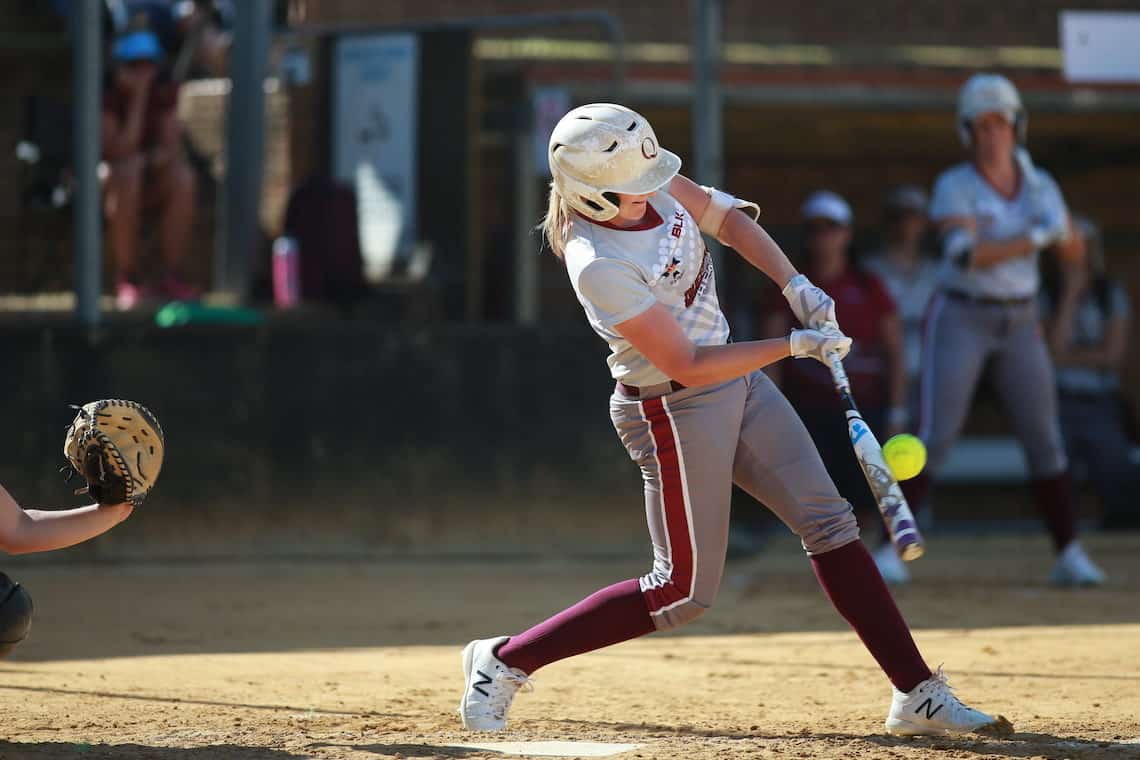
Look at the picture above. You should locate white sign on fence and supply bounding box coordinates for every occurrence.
[333,34,420,281]
[1060,11,1140,84]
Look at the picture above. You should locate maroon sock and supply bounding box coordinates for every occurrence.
[496,578,654,675]
[1030,472,1078,552]
[811,540,931,693]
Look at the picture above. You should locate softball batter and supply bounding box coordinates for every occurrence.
[899,74,1105,586]
[457,103,1003,737]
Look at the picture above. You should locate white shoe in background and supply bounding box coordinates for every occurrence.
[1048,541,1107,587]
[872,543,911,585]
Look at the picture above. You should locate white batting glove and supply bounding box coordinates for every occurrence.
[782,274,839,331]
[1028,214,1068,250]
[790,328,852,364]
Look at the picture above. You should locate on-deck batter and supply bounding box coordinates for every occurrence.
[893,74,1106,587]
[456,103,1005,738]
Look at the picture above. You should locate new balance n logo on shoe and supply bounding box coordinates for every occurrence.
[474,670,493,697]
[915,698,943,720]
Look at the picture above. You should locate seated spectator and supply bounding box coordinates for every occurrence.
[1041,216,1138,530]
[862,185,941,427]
[124,1,232,78]
[101,27,199,308]
[761,190,908,580]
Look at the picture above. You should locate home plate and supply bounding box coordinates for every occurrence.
[447,741,642,757]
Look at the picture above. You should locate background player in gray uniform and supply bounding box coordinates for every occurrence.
[900,74,1105,586]
[457,103,1005,738]
[863,185,940,584]
[0,481,135,656]
[864,185,941,425]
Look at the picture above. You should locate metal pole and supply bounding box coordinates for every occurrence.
[691,0,725,283]
[514,94,539,325]
[73,0,104,326]
[218,0,272,301]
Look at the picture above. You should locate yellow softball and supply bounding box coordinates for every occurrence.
[882,434,927,481]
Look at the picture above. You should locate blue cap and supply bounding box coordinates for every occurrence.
[112,30,163,62]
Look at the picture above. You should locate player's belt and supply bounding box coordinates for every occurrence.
[616,380,686,399]
[943,289,1034,307]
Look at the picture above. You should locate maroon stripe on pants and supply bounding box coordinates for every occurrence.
[641,397,694,614]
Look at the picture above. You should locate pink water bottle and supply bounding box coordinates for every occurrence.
[272,236,301,308]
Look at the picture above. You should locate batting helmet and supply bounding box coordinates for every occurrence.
[956,73,1027,147]
[548,103,681,222]
[0,573,33,658]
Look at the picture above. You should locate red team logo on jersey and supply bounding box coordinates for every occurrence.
[684,247,712,308]
[670,211,685,239]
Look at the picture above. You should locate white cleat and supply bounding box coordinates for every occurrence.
[1048,541,1107,587]
[458,636,533,731]
[872,543,911,586]
[885,667,1010,736]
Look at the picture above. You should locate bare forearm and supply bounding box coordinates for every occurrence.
[674,338,792,387]
[3,504,131,555]
[970,237,1035,269]
[720,212,798,288]
[1046,306,1079,356]
[105,99,149,160]
[1052,316,1126,370]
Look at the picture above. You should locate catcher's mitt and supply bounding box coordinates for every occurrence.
[63,400,164,506]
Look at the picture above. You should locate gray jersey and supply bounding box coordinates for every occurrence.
[863,254,941,381]
[929,162,1068,299]
[565,190,730,386]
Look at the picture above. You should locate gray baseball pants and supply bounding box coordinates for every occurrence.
[609,369,859,631]
[917,292,1068,478]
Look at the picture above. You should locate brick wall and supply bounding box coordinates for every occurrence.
[299,0,1133,47]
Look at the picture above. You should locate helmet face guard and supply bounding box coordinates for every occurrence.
[957,73,1027,147]
[548,103,682,221]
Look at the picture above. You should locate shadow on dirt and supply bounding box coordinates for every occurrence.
[0,740,304,759]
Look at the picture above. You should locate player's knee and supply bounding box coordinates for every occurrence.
[641,567,716,632]
[798,504,860,555]
[651,598,710,632]
[1025,443,1067,478]
[0,573,33,658]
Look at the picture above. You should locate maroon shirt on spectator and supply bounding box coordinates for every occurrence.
[764,266,897,411]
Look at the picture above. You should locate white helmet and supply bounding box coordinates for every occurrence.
[548,103,681,221]
[956,73,1027,147]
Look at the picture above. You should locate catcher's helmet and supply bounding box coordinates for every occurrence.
[957,73,1026,147]
[548,103,681,222]
[0,573,32,658]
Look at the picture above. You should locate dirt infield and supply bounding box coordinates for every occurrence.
[2,534,1139,759]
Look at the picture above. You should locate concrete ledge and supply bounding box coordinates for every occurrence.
[1,317,645,561]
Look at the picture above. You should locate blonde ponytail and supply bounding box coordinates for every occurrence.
[540,182,575,260]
